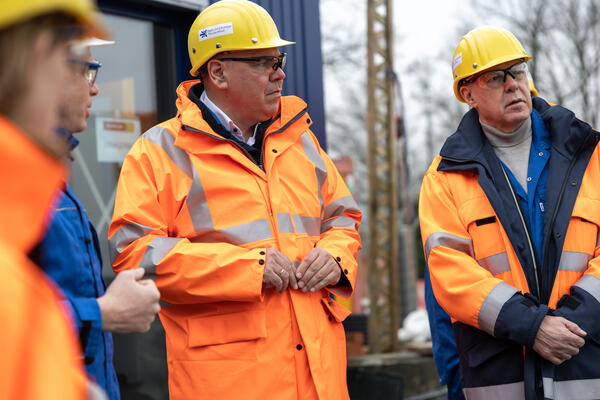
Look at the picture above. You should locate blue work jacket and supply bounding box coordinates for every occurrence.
[31,161,119,399]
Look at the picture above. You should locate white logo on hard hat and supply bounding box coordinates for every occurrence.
[452,53,463,72]
[198,22,234,42]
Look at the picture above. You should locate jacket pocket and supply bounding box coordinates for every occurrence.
[454,322,524,387]
[460,198,503,261]
[321,297,351,322]
[187,306,267,348]
[566,197,599,256]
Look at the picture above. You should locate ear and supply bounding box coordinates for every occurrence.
[460,85,476,107]
[205,59,228,89]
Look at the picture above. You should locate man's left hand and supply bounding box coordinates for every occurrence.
[296,248,341,293]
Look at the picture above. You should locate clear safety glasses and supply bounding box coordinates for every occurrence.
[67,58,102,86]
[217,52,287,72]
[464,62,528,90]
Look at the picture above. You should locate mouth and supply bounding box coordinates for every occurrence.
[506,98,524,107]
[266,87,282,96]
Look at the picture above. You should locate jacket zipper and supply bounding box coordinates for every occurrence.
[259,107,308,169]
[500,167,542,297]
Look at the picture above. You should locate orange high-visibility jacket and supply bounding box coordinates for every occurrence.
[0,115,87,400]
[109,80,362,400]
[419,99,600,399]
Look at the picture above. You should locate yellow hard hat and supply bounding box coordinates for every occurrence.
[0,0,109,38]
[188,0,294,77]
[452,26,530,102]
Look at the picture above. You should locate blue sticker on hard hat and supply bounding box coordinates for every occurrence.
[452,53,462,72]
[198,22,234,42]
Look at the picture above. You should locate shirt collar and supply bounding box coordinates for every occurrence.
[200,90,256,146]
[54,127,80,151]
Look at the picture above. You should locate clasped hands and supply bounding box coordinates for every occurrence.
[262,247,341,293]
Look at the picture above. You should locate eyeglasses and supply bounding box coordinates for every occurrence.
[216,52,287,71]
[67,58,102,86]
[463,62,528,90]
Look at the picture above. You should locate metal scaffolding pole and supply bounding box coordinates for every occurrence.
[366,0,401,353]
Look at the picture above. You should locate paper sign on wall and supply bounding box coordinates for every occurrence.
[95,116,140,163]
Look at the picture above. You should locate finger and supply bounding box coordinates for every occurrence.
[300,255,329,288]
[303,261,332,292]
[564,320,587,337]
[308,270,339,293]
[303,266,331,292]
[279,268,289,292]
[133,268,146,280]
[270,272,283,292]
[296,249,318,279]
[287,264,299,290]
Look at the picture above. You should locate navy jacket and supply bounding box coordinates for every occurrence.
[433,97,600,400]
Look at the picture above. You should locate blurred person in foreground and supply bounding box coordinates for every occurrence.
[108,0,362,398]
[30,37,161,400]
[419,26,600,400]
[424,78,542,400]
[0,0,110,398]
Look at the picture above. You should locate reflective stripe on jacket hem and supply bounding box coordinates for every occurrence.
[463,381,524,400]
[543,377,600,400]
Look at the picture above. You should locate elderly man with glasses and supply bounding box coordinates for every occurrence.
[419,26,600,400]
[30,37,161,400]
[108,1,361,399]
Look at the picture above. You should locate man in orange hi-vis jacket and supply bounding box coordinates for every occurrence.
[0,0,110,399]
[420,26,600,400]
[108,1,362,399]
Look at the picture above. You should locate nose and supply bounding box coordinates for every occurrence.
[271,67,285,81]
[504,73,518,91]
[90,82,99,97]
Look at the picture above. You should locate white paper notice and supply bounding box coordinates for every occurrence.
[95,116,140,163]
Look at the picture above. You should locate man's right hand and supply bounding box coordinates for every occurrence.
[532,315,586,365]
[262,247,298,293]
[97,268,161,333]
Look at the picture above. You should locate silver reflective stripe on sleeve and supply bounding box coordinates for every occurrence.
[478,282,519,335]
[574,274,600,303]
[144,126,194,177]
[277,213,294,234]
[301,132,327,214]
[187,164,214,233]
[144,126,214,233]
[321,215,357,233]
[323,195,359,220]
[463,381,525,400]
[424,232,474,262]
[220,218,273,245]
[139,237,183,274]
[543,377,600,400]
[558,251,591,272]
[298,216,321,236]
[477,252,511,275]
[109,222,155,262]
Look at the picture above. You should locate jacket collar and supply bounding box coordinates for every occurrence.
[440,97,597,165]
[175,80,309,136]
[173,80,311,155]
